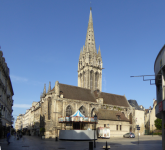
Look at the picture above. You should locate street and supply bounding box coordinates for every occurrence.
[0,135,162,150]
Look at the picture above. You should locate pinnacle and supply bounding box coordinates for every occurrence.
[98,46,101,57]
[79,48,83,59]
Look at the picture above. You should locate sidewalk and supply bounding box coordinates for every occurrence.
[0,135,162,150]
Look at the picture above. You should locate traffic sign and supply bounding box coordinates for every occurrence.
[137,127,140,130]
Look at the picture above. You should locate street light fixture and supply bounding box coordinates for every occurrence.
[94,114,97,148]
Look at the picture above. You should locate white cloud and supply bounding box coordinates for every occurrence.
[10,75,28,82]
[13,104,31,108]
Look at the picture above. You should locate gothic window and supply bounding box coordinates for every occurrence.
[79,106,86,116]
[48,98,52,120]
[66,105,72,116]
[91,108,96,117]
[90,71,93,90]
[95,73,98,89]
[83,72,86,88]
[80,74,83,87]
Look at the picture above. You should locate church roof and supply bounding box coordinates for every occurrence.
[98,92,129,107]
[97,109,129,122]
[51,83,129,107]
[128,100,142,110]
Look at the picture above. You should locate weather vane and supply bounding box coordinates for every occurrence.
[90,1,92,10]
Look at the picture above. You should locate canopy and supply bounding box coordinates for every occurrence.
[71,110,85,117]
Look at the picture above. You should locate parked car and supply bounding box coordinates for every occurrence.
[123,133,135,138]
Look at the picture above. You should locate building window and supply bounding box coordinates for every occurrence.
[91,108,96,117]
[66,105,72,117]
[48,98,51,120]
[104,124,106,127]
[120,125,122,131]
[83,72,86,88]
[79,106,86,116]
[116,115,120,120]
[80,74,83,87]
[95,72,99,89]
[116,125,118,130]
[90,71,93,90]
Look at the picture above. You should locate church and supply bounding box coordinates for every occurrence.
[40,8,134,138]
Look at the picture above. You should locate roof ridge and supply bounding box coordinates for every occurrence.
[101,91,124,97]
[59,83,91,91]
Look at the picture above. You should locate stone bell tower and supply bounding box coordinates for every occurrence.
[78,8,103,91]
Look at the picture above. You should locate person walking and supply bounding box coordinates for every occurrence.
[14,132,16,139]
[7,131,10,145]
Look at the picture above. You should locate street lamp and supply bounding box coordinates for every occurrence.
[152,125,153,137]
[94,114,97,148]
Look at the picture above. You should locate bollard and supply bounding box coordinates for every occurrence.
[55,137,58,141]
[89,141,93,150]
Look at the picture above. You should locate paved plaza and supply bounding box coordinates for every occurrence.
[0,135,162,150]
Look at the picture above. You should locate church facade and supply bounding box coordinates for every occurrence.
[40,9,136,138]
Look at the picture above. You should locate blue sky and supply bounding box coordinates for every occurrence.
[0,0,165,125]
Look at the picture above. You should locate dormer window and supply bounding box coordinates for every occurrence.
[116,115,120,120]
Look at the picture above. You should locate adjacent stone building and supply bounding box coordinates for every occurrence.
[15,114,24,131]
[145,99,157,132]
[19,101,41,135]
[128,100,145,135]
[0,50,14,138]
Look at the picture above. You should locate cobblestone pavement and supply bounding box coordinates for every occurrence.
[0,135,162,150]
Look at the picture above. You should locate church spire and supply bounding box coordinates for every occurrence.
[84,8,97,53]
[78,8,103,92]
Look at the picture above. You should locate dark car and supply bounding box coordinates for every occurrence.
[123,132,135,138]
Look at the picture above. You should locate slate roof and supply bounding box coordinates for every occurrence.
[97,109,129,122]
[128,100,142,110]
[50,83,130,107]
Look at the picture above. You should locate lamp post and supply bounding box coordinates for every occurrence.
[152,125,153,137]
[94,114,97,148]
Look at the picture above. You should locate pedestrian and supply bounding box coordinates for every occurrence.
[20,132,22,138]
[17,132,19,140]
[14,132,16,139]
[7,131,10,145]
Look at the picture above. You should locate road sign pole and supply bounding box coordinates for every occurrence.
[138,130,139,145]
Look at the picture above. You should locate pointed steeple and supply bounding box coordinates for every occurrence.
[84,8,97,53]
[48,82,51,92]
[98,46,101,57]
[79,48,83,59]
[78,8,103,92]
[43,84,46,95]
